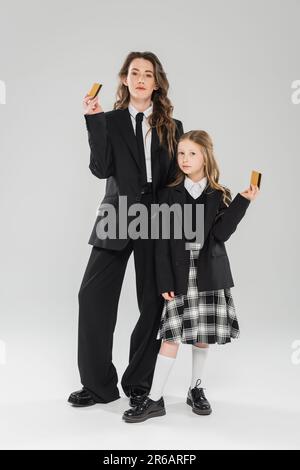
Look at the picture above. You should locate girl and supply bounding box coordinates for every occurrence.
[68,51,184,409]
[122,130,259,423]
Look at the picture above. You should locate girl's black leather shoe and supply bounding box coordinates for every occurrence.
[186,379,212,415]
[123,396,166,423]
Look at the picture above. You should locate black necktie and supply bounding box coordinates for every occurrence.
[135,112,148,187]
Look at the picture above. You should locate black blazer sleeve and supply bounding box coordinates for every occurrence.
[155,189,176,294]
[166,120,184,184]
[211,192,251,242]
[84,112,114,179]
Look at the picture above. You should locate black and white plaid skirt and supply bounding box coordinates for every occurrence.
[156,242,240,345]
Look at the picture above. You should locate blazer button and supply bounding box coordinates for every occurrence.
[135,196,140,202]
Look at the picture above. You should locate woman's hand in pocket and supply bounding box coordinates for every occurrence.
[162,291,175,301]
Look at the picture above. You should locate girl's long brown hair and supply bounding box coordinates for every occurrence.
[113,51,177,158]
[168,130,232,206]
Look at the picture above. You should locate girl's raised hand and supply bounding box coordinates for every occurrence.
[240,184,260,201]
[162,291,175,301]
[83,93,103,115]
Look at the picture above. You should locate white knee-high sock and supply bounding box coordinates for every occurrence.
[191,345,209,389]
[149,354,176,401]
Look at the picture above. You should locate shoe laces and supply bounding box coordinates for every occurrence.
[192,379,206,400]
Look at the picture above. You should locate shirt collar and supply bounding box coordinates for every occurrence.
[128,101,153,120]
[184,175,207,192]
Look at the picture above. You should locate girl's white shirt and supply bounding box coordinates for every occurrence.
[184,176,207,199]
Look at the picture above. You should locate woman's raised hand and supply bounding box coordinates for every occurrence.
[83,93,103,115]
[240,184,260,201]
[162,291,175,301]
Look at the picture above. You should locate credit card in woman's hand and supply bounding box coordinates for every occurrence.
[87,83,102,99]
[250,170,262,188]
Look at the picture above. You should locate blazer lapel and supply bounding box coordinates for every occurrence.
[114,108,141,170]
[172,180,222,244]
[202,185,223,242]
[114,108,161,185]
[150,125,161,193]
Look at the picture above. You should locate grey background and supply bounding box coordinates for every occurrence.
[0,0,299,449]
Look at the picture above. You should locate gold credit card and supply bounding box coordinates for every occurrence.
[250,170,262,188]
[87,83,102,99]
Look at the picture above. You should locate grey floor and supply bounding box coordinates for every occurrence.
[1,385,299,450]
[1,307,299,450]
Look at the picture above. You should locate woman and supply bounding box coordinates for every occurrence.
[68,51,184,408]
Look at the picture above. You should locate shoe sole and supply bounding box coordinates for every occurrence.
[186,397,212,415]
[123,409,166,423]
[68,398,96,407]
[68,394,120,406]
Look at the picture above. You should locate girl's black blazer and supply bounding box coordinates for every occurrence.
[155,179,251,295]
[84,109,183,250]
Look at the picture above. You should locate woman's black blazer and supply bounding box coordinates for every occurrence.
[84,109,184,250]
[155,179,251,295]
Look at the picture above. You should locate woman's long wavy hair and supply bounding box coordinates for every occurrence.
[168,130,232,206]
[113,51,177,158]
